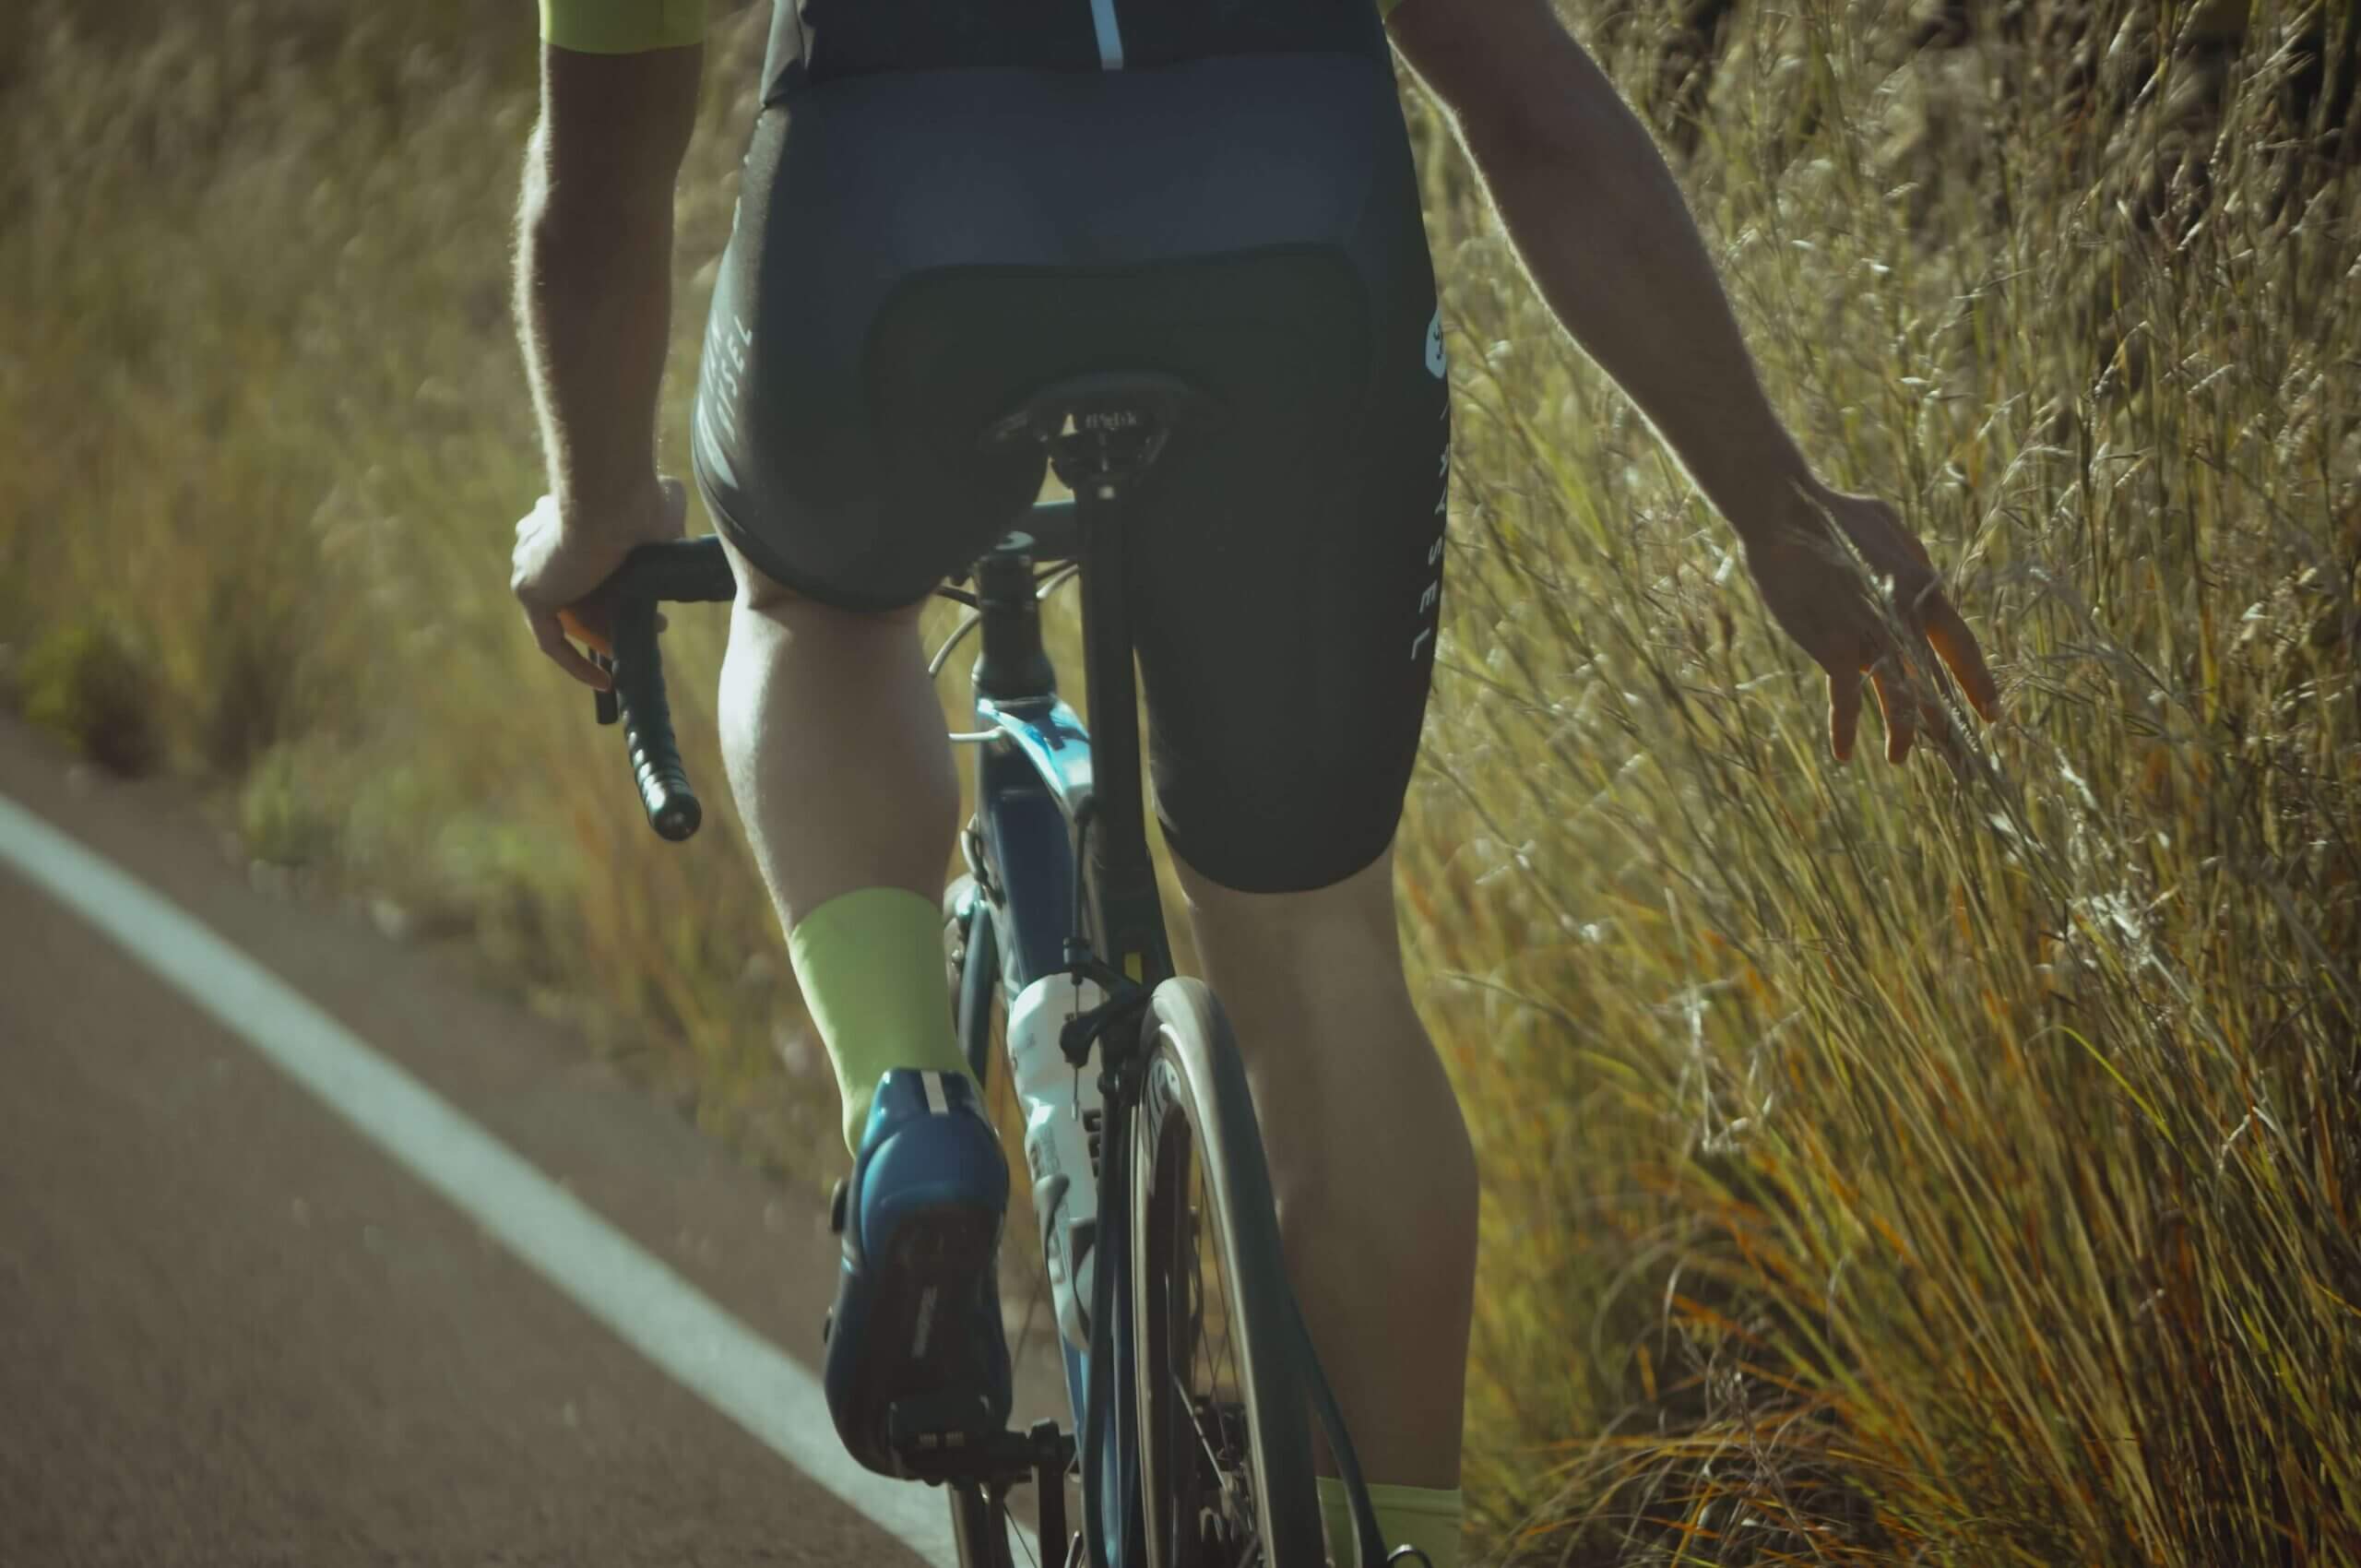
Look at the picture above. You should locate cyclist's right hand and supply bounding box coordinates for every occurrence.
[1741,484,1999,766]
[510,476,689,689]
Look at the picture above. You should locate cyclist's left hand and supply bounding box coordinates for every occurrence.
[511,477,688,689]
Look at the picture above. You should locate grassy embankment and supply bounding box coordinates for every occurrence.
[4,1,2355,1561]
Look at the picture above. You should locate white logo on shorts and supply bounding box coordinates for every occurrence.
[1424,308,1446,379]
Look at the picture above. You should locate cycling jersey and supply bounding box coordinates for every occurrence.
[540,0,1408,55]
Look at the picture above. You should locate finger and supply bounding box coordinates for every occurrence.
[559,598,664,642]
[1870,661,1916,765]
[530,612,611,689]
[1828,666,1864,763]
[557,605,614,657]
[1923,595,1999,722]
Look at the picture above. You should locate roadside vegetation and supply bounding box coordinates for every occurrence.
[4,1,2355,1561]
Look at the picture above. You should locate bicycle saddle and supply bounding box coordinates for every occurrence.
[983,370,1216,448]
[982,370,1222,502]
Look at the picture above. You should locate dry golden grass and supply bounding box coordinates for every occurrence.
[3,1,2355,1562]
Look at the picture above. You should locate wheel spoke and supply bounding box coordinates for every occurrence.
[1171,1163,1261,1567]
[1176,1371,1223,1476]
[1193,1177,1243,1411]
[1014,1494,1041,1568]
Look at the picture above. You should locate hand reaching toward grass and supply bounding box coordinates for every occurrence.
[512,476,689,689]
[1743,483,1999,765]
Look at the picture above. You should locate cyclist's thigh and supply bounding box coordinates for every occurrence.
[689,88,1050,613]
[691,46,1447,674]
[688,47,1450,877]
[1127,119,1449,896]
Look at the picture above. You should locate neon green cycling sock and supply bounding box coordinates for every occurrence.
[1317,1477,1463,1568]
[786,886,975,1153]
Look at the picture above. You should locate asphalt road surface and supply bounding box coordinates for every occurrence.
[0,718,1064,1567]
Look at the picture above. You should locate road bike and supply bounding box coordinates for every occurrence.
[582,371,1411,1568]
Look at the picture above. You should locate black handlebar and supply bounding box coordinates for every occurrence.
[591,538,736,841]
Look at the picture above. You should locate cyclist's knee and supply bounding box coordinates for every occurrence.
[718,535,929,627]
[1173,845,1406,986]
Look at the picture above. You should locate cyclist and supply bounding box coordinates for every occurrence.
[510,2,2000,1563]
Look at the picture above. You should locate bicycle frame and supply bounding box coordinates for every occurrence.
[966,504,1173,991]
[950,486,1171,1568]
[585,481,1219,1568]
[587,417,1392,1568]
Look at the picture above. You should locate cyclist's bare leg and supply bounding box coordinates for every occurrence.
[1172,847,1478,1491]
[716,540,969,1148]
[715,542,955,926]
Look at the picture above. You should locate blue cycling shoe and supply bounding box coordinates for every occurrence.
[824,1069,1013,1478]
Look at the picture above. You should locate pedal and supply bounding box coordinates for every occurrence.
[820,1179,850,1345]
[885,1390,1003,1479]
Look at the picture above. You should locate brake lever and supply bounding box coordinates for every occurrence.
[594,651,619,726]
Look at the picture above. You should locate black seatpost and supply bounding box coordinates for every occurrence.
[1033,390,1176,981]
[988,373,1210,987]
[1067,470,1162,979]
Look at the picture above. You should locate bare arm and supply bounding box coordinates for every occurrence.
[509,42,701,686]
[1387,0,1998,762]
[514,42,702,524]
[1390,0,1807,546]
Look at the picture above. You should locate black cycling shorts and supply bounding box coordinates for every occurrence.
[690,45,1451,895]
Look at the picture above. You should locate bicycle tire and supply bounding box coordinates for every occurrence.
[1131,978,1322,1568]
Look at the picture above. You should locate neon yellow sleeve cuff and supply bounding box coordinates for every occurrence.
[539,0,706,54]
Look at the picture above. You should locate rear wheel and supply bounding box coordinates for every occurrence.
[1132,979,1321,1568]
[950,1483,1018,1568]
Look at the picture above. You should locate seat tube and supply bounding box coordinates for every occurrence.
[972,541,1056,702]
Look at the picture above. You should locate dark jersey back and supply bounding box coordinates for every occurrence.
[762,0,1391,101]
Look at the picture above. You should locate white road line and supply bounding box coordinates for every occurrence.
[0,792,1007,1568]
